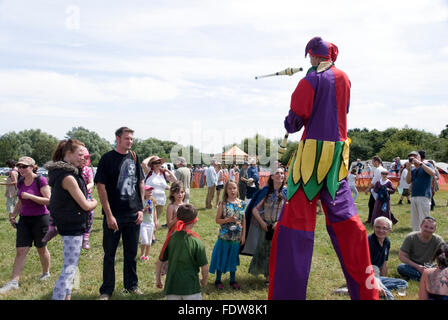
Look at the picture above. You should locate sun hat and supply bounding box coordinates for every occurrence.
[148,156,166,166]
[176,157,187,165]
[17,156,35,166]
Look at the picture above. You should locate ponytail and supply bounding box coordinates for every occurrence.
[433,242,448,269]
[52,138,85,162]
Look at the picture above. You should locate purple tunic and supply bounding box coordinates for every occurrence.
[371,180,395,225]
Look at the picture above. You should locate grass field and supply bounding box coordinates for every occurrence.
[0,179,447,300]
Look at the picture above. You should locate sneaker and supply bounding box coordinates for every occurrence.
[230,282,241,290]
[140,255,146,261]
[161,224,168,228]
[214,282,224,290]
[99,293,111,300]
[82,239,90,250]
[126,287,143,295]
[397,201,403,205]
[0,281,19,294]
[332,287,349,295]
[39,272,50,281]
[42,228,58,243]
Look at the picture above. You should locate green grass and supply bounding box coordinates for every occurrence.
[0,179,447,300]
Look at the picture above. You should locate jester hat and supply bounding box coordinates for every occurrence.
[305,36,338,62]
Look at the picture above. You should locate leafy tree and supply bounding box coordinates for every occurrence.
[378,140,417,162]
[0,130,58,166]
[440,125,448,139]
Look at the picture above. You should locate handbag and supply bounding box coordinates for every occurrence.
[265,224,274,241]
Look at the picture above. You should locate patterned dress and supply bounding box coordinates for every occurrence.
[249,190,285,278]
[209,200,246,274]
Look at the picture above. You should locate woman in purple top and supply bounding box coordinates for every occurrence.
[0,156,51,295]
[371,169,396,226]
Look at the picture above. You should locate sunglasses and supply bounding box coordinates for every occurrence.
[17,165,30,169]
[153,161,162,165]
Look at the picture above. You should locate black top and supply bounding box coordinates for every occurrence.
[47,161,88,236]
[94,150,144,222]
[368,233,390,269]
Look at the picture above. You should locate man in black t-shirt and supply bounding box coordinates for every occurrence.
[369,217,407,299]
[95,127,145,300]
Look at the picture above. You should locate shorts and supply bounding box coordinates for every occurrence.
[402,189,410,197]
[6,196,18,213]
[140,222,155,245]
[16,214,49,248]
[216,184,224,191]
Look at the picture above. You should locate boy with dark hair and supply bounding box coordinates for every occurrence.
[156,203,208,300]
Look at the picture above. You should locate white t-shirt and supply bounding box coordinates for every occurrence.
[217,170,224,186]
[229,168,236,180]
[347,173,356,186]
[146,173,168,205]
[399,168,410,189]
[370,165,384,200]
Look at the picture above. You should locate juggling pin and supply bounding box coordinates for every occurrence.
[278,132,289,157]
[255,67,303,79]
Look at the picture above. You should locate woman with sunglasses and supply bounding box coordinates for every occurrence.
[0,157,51,295]
[143,156,177,228]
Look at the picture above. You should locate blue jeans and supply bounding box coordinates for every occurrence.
[397,263,421,281]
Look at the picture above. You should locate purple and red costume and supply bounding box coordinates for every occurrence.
[268,37,379,300]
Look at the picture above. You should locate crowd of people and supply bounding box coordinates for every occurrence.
[0,126,290,301]
[0,126,446,301]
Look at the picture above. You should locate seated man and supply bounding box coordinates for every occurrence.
[369,217,408,299]
[397,216,444,281]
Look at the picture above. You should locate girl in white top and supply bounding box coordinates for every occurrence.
[347,167,359,200]
[140,186,158,261]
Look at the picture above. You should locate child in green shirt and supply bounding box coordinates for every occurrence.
[156,203,208,300]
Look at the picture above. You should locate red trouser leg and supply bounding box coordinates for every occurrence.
[319,180,379,300]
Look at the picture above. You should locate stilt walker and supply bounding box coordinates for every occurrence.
[268,36,379,300]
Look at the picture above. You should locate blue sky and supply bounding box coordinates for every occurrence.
[0,0,447,153]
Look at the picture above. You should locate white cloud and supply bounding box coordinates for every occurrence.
[0,0,447,153]
[0,70,181,104]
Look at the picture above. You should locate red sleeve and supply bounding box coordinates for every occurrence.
[290,79,314,120]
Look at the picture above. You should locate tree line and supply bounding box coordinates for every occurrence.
[1,125,447,167]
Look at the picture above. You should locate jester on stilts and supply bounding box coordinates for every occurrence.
[268,37,379,300]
